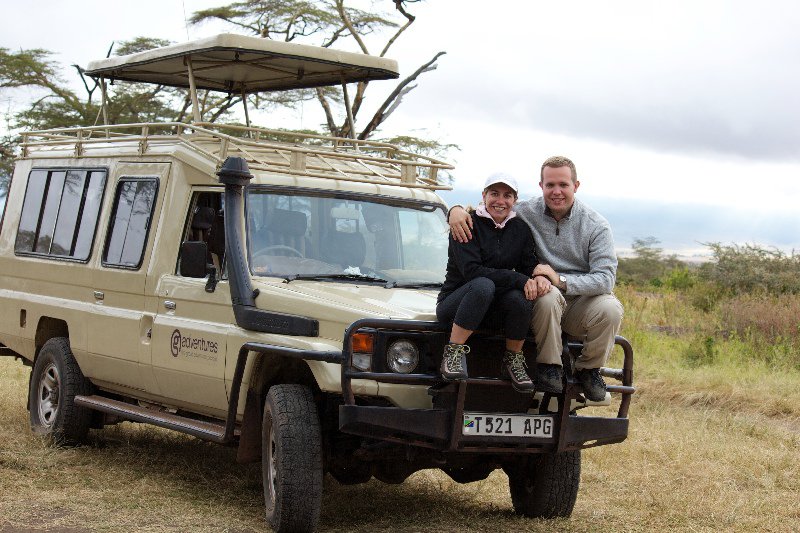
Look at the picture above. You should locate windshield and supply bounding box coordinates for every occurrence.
[247,190,448,285]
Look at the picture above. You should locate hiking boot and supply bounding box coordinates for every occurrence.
[535,364,564,394]
[440,343,469,381]
[576,368,607,402]
[501,350,535,392]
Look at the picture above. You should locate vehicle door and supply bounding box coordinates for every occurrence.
[86,162,169,392]
[148,190,231,412]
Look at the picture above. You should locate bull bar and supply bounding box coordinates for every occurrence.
[339,318,634,454]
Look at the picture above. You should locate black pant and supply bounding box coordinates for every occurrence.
[436,277,533,340]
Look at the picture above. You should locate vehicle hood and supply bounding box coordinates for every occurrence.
[252,278,439,322]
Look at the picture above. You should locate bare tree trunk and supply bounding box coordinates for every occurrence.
[316,88,339,135]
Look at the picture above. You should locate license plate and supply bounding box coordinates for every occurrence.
[462,412,554,438]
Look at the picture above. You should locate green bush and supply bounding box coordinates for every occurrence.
[663,267,695,290]
[683,334,717,367]
[617,237,685,287]
[700,243,800,296]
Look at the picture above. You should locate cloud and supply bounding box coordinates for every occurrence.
[395,0,800,162]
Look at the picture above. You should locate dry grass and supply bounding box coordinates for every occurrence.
[2,354,799,533]
[718,294,800,368]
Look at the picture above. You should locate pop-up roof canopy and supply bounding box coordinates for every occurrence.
[84,33,399,92]
[84,33,400,127]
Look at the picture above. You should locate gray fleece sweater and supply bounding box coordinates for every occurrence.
[514,196,617,296]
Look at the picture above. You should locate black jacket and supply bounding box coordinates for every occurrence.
[438,212,537,303]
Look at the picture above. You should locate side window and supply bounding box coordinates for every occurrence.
[178,191,225,276]
[103,178,159,269]
[0,173,11,234]
[14,168,107,260]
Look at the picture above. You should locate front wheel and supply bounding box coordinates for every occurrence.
[262,384,323,533]
[506,449,581,518]
[28,337,93,446]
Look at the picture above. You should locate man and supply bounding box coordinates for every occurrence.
[448,156,623,401]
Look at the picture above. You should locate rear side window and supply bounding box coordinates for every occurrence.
[15,168,107,260]
[103,178,159,269]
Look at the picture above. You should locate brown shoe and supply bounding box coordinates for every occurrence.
[441,343,469,381]
[501,350,535,392]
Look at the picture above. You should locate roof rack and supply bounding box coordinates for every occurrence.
[19,122,453,190]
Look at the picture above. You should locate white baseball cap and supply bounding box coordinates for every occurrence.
[483,172,519,194]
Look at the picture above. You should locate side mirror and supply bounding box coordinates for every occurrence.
[180,241,209,278]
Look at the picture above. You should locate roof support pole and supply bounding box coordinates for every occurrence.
[186,56,202,123]
[241,85,251,128]
[341,81,357,147]
[100,78,110,138]
[100,78,109,126]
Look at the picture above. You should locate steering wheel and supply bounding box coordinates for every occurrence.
[252,244,304,258]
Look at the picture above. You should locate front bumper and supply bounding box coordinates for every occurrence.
[339,318,635,454]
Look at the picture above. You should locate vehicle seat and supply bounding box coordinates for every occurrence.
[188,206,222,271]
[191,206,215,240]
[321,230,366,268]
[256,208,308,256]
[207,209,225,268]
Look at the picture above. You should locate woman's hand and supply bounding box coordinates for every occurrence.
[525,277,551,300]
[448,206,473,243]
[524,278,538,300]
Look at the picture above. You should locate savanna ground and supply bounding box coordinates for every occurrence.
[2,244,800,532]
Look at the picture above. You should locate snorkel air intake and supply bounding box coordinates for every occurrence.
[217,157,318,336]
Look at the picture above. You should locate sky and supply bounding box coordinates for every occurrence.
[2,0,799,254]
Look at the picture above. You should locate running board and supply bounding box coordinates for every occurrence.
[75,394,229,443]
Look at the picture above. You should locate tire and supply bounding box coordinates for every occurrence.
[28,337,93,446]
[507,450,581,518]
[262,384,323,533]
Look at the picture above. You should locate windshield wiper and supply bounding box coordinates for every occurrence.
[283,273,388,284]
[384,281,443,289]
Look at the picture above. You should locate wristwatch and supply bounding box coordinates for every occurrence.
[558,274,567,290]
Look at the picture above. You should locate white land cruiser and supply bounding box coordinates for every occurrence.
[0,34,634,532]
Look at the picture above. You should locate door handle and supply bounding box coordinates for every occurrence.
[94,291,104,300]
[164,300,176,310]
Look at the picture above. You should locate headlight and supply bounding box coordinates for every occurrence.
[386,340,419,374]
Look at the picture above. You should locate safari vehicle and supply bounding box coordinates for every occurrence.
[0,34,634,532]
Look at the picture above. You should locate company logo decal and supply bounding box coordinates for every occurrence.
[170,329,219,361]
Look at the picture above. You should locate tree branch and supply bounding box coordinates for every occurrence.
[207,94,240,122]
[72,64,98,103]
[336,0,369,54]
[321,25,348,48]
[380,0,416,57]
[382,83,415,120]
[358,51,445,140]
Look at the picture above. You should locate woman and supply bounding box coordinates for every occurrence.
[437,173,550,392]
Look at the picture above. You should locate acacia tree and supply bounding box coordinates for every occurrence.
[190,0,449,147]
[1,1,454,183]
[0,38,248,181]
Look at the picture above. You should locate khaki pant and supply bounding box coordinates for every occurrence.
[531,288,623,370]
